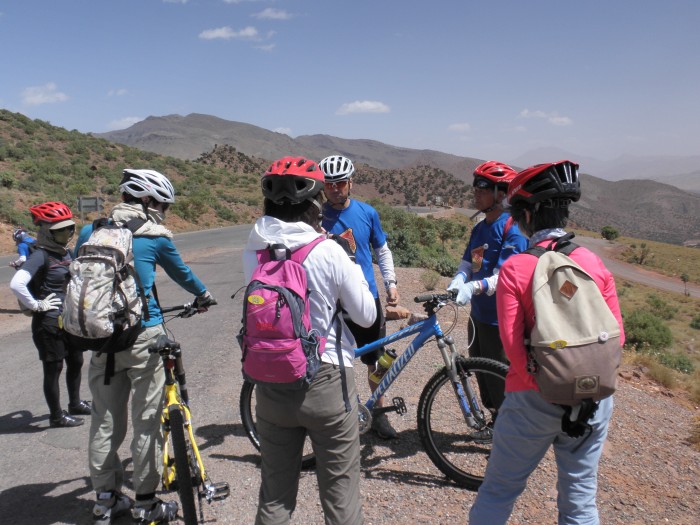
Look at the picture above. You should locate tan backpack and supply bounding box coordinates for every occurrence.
[525,234,622,406]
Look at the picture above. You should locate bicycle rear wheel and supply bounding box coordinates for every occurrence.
[239,381,317,469]
[169,407,198,525]
[417,356,508,491]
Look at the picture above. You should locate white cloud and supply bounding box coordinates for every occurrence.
[519,109,572,126]
[199,26,260,40]
[107,88,128,97]
[223,0,264,4]
[255,43,276,52]
[253,8,292,20]
[336,100,390,116]
[273,127,292,136]
[22,83,69,106]
[448,122,471,133]
[107,116,143,131]
[163,0,188,4]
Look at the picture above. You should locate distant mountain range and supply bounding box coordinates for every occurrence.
[93,113,700,244]
[97,113,700,194]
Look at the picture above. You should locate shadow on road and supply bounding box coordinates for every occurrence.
[0,410,48,434]
[0,476,94,525]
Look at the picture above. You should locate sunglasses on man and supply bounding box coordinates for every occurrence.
[324,180,349,190]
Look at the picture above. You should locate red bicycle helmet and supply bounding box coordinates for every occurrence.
[261,156,324,205]
[508,160,581,205]
[29,201,74,227]
[473,161,518,190]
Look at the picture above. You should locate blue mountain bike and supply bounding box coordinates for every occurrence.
[239,292,508,490]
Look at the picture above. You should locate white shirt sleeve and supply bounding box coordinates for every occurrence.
[10,269,38,311]
[374,242,397,289]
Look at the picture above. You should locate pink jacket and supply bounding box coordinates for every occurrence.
[496,241,625,393]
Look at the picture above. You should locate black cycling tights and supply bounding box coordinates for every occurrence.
[42,351,84,418]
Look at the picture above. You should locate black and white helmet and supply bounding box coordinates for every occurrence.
[119,169,176,203]
[319,155,355,183]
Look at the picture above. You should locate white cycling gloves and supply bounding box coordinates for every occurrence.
[34,292,62,312]
[447,273,477,306]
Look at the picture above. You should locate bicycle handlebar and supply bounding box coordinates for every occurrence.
[414,291,456,304]
[161,299,218,318]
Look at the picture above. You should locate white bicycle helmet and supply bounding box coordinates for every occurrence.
[319,155,355,183]
[119,169,176,203]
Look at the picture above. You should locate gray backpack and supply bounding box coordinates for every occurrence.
[525,234,622,406]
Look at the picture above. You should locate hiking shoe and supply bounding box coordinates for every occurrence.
[69,400,92,415]
[132,499,178,524]
[371,413,398,439]
[49,410,84,428]
[470,426,493,444]
[93,491,132,522]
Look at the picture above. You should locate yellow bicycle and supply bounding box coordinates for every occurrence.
[152,303,230,525]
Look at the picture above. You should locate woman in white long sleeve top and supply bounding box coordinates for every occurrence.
[243,157,375,525]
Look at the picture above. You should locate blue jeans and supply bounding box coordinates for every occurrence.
[469,389,613,525]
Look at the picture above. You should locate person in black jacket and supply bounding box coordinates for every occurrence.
[10,201,91,428]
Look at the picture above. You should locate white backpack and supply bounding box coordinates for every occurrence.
[525,234,622,406]
[62,219,148,355]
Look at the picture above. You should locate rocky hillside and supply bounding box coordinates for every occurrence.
[3,109,700,246]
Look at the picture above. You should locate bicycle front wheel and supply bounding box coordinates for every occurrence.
[169,407,198,525]
[239,381,317,470]
[417,356,508,491]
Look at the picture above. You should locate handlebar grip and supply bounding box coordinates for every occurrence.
[414,294,436,303]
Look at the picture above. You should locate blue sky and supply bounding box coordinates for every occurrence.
[1,0,699,163]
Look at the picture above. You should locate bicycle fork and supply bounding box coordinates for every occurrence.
[162,404,230,503]
[438,336,487,430]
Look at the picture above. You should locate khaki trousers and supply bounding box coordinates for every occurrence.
[255,362,363,525]
[88,324,166,495]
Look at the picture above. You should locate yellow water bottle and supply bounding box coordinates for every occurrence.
[369,349,397,384]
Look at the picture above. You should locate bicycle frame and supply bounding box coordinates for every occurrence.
[354,296,486,430]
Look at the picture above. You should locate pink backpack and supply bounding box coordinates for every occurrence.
[238,237,328,389]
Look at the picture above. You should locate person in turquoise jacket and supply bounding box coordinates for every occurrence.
[79,169,216,524]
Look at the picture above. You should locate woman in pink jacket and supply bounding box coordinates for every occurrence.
[469,161,625,525]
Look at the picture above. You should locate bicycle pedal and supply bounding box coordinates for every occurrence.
[392,397,407,414]
[202,481,230,501]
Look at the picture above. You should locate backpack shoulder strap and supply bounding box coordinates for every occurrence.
[124,218,147,234]
[503,216,515,238]
[524,232,579,258]
[290,236,326,265]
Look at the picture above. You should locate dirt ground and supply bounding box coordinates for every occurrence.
[1,253,698,524]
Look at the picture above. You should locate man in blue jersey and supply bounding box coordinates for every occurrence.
[78,169,216,524]
[447,161,528,444]
[320,155,401,439]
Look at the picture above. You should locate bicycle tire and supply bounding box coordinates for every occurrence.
[239,380,317,470]
[169,407,198,525]
[417,356,508,491]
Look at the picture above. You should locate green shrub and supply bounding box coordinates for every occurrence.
[601,226,619,240]
[690,315,700,330]
[624,309,673,350]
[1,171,15,188]
[645,293,678,320]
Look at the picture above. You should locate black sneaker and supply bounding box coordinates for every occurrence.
[50,410,84,428]
[132,499,178,524]
[68,400,92,415]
